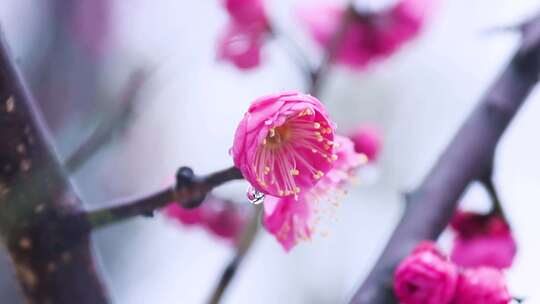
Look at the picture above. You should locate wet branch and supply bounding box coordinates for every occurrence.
[350,14,540,304]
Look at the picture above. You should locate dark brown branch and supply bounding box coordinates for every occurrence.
[64,69,147,174]
[80,166,243,229]
[0,28,108,303]
[479,173,506,218]
[309,2,355,96]
[350,16,540,304]
[208,204,262,304]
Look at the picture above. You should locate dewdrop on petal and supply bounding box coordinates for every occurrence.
[247,185,265,205]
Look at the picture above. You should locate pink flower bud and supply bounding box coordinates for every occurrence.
[218,23,264,70]
[232,92,336,199]
[348,124,382,162]
[394,242,458,304]
[224,0,268,28]
[450,211,517,269]
[298,0,434,70]
[453,267,512,304]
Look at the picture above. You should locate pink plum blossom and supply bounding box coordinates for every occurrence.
[218,0,270,69]
[163,203,207,226]
[348,124,382,162]
[218,23,265,70]
[298,0,433,70]
[163,197,248,243]
[450,211,517,269]
[453,267,512,304]
[262,135,363,251]
[232,92,336,199]
[224,0,268,28]
[262,195,312,251]
[394,242,458,304]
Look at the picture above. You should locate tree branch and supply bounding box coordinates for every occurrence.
[64,69,147,174]
[0,27,108,303]
[208,204,262,304]
[479,170,506,218]
[309,2,355,96]
[350,15,540,304]
[79,166,243,229]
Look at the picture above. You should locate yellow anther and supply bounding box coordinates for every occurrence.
[313,171,324,179]
[313,122,321,129]
[290,168,300,176]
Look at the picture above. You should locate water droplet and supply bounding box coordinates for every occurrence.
[247,186,265,205]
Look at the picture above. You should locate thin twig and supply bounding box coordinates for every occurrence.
[309,2,356,96]
[79,166,243,229]
[479,173,506,218]
[208,204,263,304]
[64,69,147,173]
[350,14,540,304]
[272,28,314,81]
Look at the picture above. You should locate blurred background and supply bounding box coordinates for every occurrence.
[1,0,540,303]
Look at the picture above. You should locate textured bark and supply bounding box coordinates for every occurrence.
[350,17,540,304]
[0,30,108,303]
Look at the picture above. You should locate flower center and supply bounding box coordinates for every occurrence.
[265,124,291,147]
[252,108,337,198]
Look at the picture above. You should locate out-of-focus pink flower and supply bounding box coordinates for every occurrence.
[163,203,207,226]
[394,242,458,304]
[453,267,512,304]
[163,197,248,243]
[224,0,268,28]
[205,199,248,241]
[218,23,265,70]
[218,0,269,69]
[262,135,363,251]
[298,0,433,70]
[71,0,111,56]
[348,124,382,162]
[450,211,517,269]
[263,195,312,251]
[232,92,336,199]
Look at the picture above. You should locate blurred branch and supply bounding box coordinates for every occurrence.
[350,14,540,304]
[272,28,314,80]
[208,204,262,304]
[64,69,147,173]
[309,2,356,96]
[78,166,243,229]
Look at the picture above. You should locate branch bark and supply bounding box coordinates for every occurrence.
[0,28,108,303]
[350,16,540,304]
[80,166,243,229]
